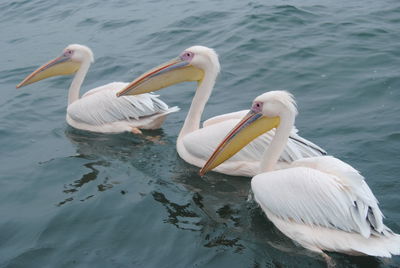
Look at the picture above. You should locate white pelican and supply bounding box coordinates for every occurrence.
[16,44,179,134]
[117,46,326,176]
[200,91,400,261]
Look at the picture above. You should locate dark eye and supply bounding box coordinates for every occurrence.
[256,103,260,107]
[64,50,71,56]
[181,51,194,61]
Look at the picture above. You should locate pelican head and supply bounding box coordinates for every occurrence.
[200,91,297,175]
[16,44,94,88]
[116,45,220,97]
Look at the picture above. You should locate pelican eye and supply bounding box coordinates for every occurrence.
[64,50,73,57]
[252,101,263,113]
[180,51,194,61]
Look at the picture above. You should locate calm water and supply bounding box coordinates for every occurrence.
[1,0,400,267]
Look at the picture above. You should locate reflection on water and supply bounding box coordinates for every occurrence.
[152,190,246,253]
[56,127,172,207]
[149,157,252,253]
[55,128,151,206]
[64,127,144,160]
[57,159,112,206]
[62,160,110,194]
[152,191,201,231]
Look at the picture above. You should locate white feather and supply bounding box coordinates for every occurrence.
[67,82,179,133]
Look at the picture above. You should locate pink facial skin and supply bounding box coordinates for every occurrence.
[251,101,263,113]
[63,49,73,57]
[180,51,194,61]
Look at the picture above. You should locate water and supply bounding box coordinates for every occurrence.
[1,0,400,267]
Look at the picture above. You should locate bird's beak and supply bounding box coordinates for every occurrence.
[199,110,280,176]
[16,55,80,88]
[116,57,204,97]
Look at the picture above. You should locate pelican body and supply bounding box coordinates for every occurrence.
[16,44,178,133]
[117,46,326,176]
[200,91,400,259]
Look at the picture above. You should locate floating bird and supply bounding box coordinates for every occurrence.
[200,90,400,262]
[16,44,178,134]
[117,46,325,176]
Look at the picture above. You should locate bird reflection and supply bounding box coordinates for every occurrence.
[56,127,166,206]
[148,156,249,253]
[64,127,147,161]
[62,160,109,194]
[152,189,246,252]
[56,159,113,206]
[152,191,201,231]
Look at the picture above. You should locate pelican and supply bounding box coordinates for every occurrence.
[200,91,400,261]
[16,44,179,134]
[117,46,326,176]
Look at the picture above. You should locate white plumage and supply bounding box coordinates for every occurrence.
[252,157,389,235]
[66,82,178,133]
[201,90,400,259]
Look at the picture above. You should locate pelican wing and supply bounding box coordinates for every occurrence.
[67,82,173,126]
[252,156,388,238]
[285,127,327,160]
[202,110,249,127]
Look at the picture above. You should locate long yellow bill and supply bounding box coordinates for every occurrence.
[200,111,280,176]
[116,57,204,97]
[16,55,80,88]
